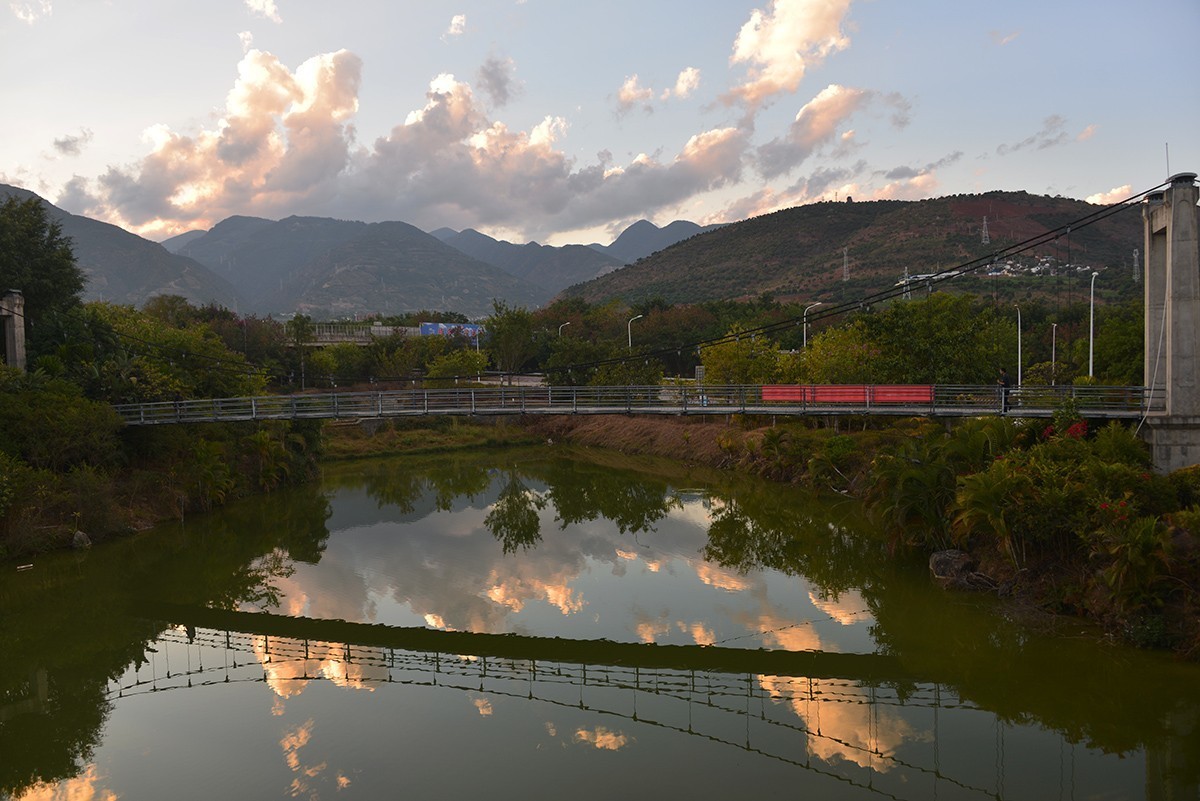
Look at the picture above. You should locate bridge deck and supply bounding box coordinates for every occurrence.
[113,384,1162,426]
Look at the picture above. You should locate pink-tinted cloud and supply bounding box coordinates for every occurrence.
[674,67,701,98]
[245,0,281,23]
[1085,184,1132,205]
[755,84,870,178]
[724,0,853,108]
[72,48,359,238]
[616,74,655,115]
[61,47,750,242]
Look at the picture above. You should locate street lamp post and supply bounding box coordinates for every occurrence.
[1051,323,1058,386]
[803,301,823,348]
[1014,304,1022,386]
[1089,272,1099,377]
[627,314,643,352]
[558,321,571,336]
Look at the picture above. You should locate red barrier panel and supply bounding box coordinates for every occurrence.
[872,385,934,404]
[761,385,934,404]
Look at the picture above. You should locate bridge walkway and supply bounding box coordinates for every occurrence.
[113,383,1161,426]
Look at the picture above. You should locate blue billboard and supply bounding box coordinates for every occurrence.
[419,322,483,340]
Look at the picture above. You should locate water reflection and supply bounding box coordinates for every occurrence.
[2,447,1198,801]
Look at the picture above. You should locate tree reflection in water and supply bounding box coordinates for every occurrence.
[484,469,546,554]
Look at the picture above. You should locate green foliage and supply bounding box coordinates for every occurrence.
[41,303,267,402]
[700,325,783,384]
[0,366,123,471]
[1092,300,1143,385]
[246,429,291,492]
[485,300,537,375]
[867,436,957,548]
[863,294,1011,384]
[1091,422,1150,467]
[0,196,85,358]
[1096,515,1173,612]
[954,463,1034,563]
[590,354,664,386]
[802,321,880,383]
[425,348,488,386]
[182,438,236,511]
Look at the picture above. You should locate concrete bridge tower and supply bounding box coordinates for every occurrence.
[0,289,25,371]
[1141,172,1200,472]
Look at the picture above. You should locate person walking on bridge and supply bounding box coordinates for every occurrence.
[997,367,1012,413]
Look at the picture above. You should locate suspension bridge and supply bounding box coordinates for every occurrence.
[112,382,1159,426]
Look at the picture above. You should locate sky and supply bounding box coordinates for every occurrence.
[3,0,1198,247]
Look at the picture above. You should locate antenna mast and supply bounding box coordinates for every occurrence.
[842,248,849,282]
[981,216,990,245]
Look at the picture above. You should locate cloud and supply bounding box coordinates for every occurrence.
[616,74,654,116]
[446,14,466,37]
[674,67,701,99]
[10,0,51,24]
[476,55,519,107]
[1076,123,1097,141]
[239,30,254,53]
[996,115,1069,155]
[73,48,360,236]
[62,47,752,242]
[870,152,961,199]
[52,128,93,157]
[245,0,281,23]
[990,29,1020,46]
[1086,184,1132,205]
[724,0,853,108]
[754,84,870,179]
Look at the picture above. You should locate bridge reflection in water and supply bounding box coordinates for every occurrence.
[109,619,1093,801]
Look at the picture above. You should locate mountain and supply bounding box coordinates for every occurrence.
[177,216,367,309]
[0,184,240,309]
[562,192,1144,306]
[438,228,623,295]
[600,219,725,264]
[159,229,208,253]
[284,221,548,318]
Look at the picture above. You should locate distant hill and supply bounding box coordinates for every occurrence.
[282,221,548,318]
[159,229,208,253]
[437,228,623,295]
[176,215,550,317]
[598,219,726,264]
[0,184,240,309]
[177,216,367,310]
[562,192,1144,307]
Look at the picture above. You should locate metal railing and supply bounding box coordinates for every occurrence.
[112,384,1164,426]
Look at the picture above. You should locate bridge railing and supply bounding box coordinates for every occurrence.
[111,384,1164,426]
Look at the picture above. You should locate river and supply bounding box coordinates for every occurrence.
[2,446,1197,800]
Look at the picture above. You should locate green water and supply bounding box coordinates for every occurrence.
[2,447,1197,800]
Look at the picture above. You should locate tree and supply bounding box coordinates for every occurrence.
[700,325,783,384]
[0,197,85,358]
[802,321,881,383]
[485,300,536,379]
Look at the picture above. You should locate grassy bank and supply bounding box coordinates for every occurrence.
[321,416,542,460]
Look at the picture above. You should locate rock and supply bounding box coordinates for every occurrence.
[929,549,997,592]
[930,549,975,579]
[72,530,92,549]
